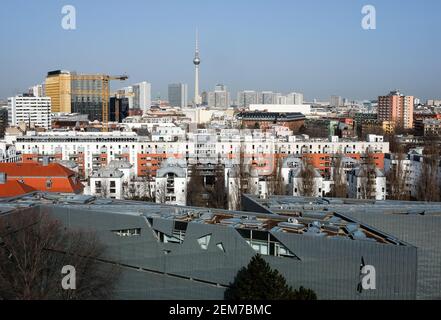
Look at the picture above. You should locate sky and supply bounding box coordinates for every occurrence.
[0,0,440,102]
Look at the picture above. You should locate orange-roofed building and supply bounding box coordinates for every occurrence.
[0,162,84,197]
[0,179,37,198]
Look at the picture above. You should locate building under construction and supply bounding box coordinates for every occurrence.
[45,70,128,123]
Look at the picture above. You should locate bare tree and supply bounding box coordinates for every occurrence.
[0,210,119,300]
[416,139,440,202]
[330,154,347,198]
[267,156,284,196]
[298,157,316,197]
[207,163,227,209]
[359,150,377,200]
[387,141,410,200]
[187,164,206,207]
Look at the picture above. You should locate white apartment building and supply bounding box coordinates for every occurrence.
[8,95,51,129]
[155,158,187,205]
[89,167,124,199]
[208,85,230,109]
[347,166,386,200]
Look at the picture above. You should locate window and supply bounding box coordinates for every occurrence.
[197,234,212,250]
[46,179,52,189]
[112,228,141,237]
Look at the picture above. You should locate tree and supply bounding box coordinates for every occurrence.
[298,157,316,197]
[330,154,347,198]
[267,155,284,196]
[359,150,378,200]
[225,254,317,300]
[187,164,207,207]
[387,141,410,200]
[0,210,119,300]
[207,163,227,209]
[416,139,440,202]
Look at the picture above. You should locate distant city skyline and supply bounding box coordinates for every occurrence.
[1,0,440,101]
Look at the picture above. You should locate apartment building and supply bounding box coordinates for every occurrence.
[378,90,414,129]
[7,95,51,129]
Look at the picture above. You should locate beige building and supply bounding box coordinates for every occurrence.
[45,70,72,113]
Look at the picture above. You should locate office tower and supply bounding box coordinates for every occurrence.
[286,92,304,105]
[0,107,8,138]
[259,91,276,104]
[70,73,109,122]
[201,91,208,106]
[330,95,343,108]
[207,84,230,109]
[45,70,72,113]
[109,97,129,122]
[237,90,258,108]
[193,31,202,106]
[28,84,44,98]
[7,95,51,129]
[132,82,151,114]
[378,90,414,129]
[168,83,188,108]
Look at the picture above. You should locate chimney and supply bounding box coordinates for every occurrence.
[0,172,7,184]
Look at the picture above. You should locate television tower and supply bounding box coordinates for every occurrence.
[193,30,202,106]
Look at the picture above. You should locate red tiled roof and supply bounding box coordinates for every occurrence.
[0,163,76,177]
[0,180,36,198]
[0,163,84,194]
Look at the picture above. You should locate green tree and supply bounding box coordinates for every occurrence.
[225,254,317,300]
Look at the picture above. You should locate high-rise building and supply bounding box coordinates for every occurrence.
[286,92,304,105]
[132,82,151,114]
[70,73,109,122]
[193,31,202,106]
[28,84,44,98]
[237,90,258,108]
[7,95,51,129]
[109,97,129,123]
[330,95,343,108]
[207,84,230,109]
[259,91,276,104]
[45,70,72,113]
[0,107,8,138]
[378,90,414,129]
[168,83,188,108]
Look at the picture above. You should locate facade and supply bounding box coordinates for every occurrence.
[70,73,107,122]
[0,107,8,138]
[237,90,258,108]
[168,83,188,108]
[347,166,386,200]
[7,95,51,129]
[0,192,420,300]
[132,82,152,114]
[109,97,129,122]
[236,112,306,132]
[155,158,187,205]
[330,95,343,108]
[12,130,389,182]
[207,85,230,109]
[90,167,124,199]
[45,70,72,113]
[378,90,414,129]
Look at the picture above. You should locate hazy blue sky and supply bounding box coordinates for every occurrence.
[0,0,440,101]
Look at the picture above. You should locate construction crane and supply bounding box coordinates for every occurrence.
[102,74,129,132]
